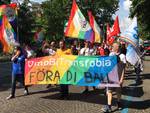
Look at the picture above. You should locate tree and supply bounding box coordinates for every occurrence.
[130,0,150,40]
[18,0,35,43]
[41,0,119,41]
[0,0,10,5]
[78,0,119,25]
[41,0,71,41]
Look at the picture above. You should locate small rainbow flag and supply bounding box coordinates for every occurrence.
[0,15,16,53]
[65,0,94,42]
[0,5,6,25]
[0,3,17,24]
[88,11,102,43]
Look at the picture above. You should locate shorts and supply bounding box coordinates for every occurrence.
[106,85,122,96]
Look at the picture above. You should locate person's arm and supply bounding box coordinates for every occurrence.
[11,50,21,61]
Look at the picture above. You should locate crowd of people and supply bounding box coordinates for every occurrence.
[6,39,143,113]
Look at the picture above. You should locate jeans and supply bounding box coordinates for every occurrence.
[135,64,141,82]
[11,74,28,96]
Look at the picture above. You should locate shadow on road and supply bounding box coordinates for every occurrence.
[29,86,60,95]
[40,84,149,110]
[0,62,12,92]
[0,76,11,92]
[122,99,150,110]
[41,89,108,105]
[125,73,150,80]
[122,86,144,97]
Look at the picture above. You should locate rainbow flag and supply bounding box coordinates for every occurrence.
[0,5,6,25]
[88,11,102,43]
[0,15,16,53]
[25,55,119,87]
[0,3,17,23]
[65,0,94,42]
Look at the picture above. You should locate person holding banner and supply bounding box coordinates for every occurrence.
[46,41,57,89]
[102,42,126,112]
[79,41,96,93]
[6,45,29,100]
[98,43,105,56]
[49,41,56,55]
[56,40,71,99]
[25,44,36,59]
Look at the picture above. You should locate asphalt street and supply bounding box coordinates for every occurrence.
[0,57,150,113]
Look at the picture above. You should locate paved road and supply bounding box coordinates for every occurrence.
[0,58,150,113]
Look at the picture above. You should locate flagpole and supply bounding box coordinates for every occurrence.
[11,0,19,43]
[17,8,19,42]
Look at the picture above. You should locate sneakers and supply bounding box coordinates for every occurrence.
[117,101,122,110]
[24,90,29,96]
[101,105,112,113]
[6,95,15,100]
[6,90,29,100]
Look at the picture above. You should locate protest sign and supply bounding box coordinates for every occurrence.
[25,55,119,87]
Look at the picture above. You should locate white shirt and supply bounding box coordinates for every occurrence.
[109,52,119,56]
[119,54,126,64]
[26,49,35,58]
[80,48,90,56]
[89,48,96,55]
[48,49,56,55]
[109,52,126,63]
[80,48,96,56]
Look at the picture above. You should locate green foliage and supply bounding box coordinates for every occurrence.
[0,0,10,5]
[130,0,150,40]
[41,0,119,42]
[41,0,71,42]
[1,0,119,43]
[18,1,35,44]
[78,0,119,24]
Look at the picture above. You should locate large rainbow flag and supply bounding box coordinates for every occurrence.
[88,11,102,43]
[0,15,16,53]
[65,0,94,42]
[25,55,119,87]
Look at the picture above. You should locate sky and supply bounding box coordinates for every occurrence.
[114,0,132,33]
[30,0,44,3]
